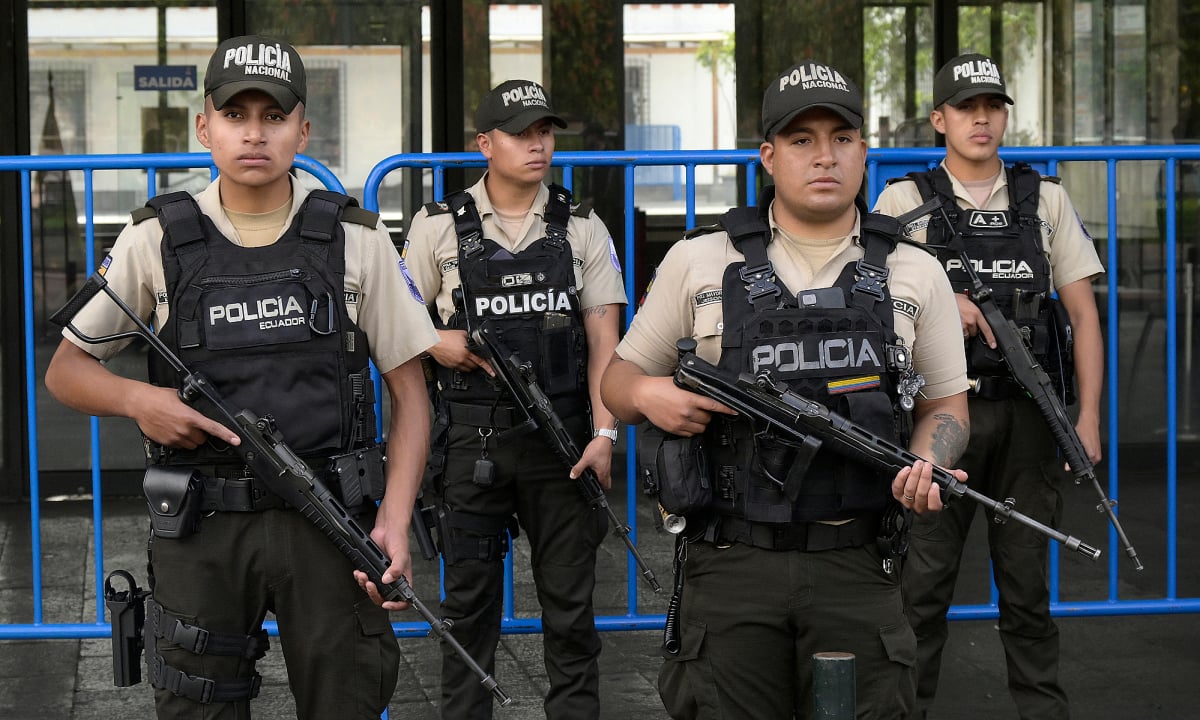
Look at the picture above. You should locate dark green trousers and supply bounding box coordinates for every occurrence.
[658,540,916,719]
[902,395,1069,720]
[147,507,400,720]
[436,418,607,720]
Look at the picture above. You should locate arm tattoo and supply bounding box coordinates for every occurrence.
[928,412,968,466]
[583,305,609,319]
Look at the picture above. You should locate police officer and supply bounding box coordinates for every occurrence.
[397,79,627,720]
[44,36,439,719]
[873,53,1105,720]
[601,60,971,719]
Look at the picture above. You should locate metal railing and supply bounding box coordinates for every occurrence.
[2,144,1199,647]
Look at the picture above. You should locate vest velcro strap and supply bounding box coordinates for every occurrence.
[712,515,879,552]
[544,184,573,246]
[299,195,342,242]
[448,191,486,258]
[150,193,206,252]
[722,205,781,307]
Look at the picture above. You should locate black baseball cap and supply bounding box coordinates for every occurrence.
[474,80,567,134]
[933,53,1014,108]
[204,35,307,113]
[761,60,863,139]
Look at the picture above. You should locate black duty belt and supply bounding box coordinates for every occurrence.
[445,400,589,430]
[190,465,286,512]
[445,402,525,429]
[968,375,1025,401]
[711,515,880,552]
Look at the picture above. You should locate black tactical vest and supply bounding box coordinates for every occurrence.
[701,192,916,523]
[432,185,588,417]
[140,190,378,466]
[905,163,1064,380]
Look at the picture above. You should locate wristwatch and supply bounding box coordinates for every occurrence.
[594,427,619,445]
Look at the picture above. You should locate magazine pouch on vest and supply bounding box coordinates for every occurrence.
[638,424,713,516]
[142,190,377,487]
[438,185,588,419]
[705,192,907,524]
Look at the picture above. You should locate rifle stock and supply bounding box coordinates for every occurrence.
[53,270,512,707]
[469,320,662,593]
[672,339,1102,562]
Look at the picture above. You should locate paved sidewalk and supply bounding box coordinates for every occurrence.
[2,462,1198,719]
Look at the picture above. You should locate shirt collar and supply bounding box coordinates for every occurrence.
[467,172,550,220]
[766,200,864,248]
[197,174,305,244]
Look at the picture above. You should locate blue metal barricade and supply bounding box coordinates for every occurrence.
[2,144,1199,650]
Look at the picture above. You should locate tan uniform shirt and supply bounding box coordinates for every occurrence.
[64,176,439,374]
[616,205,970,401]
[873,160,1106,289]
[401,175,628,322]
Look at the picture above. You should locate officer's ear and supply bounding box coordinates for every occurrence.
[759,138,776,177]
[196,104,212,149]
[929,107,947,135]
[477,131,493,160]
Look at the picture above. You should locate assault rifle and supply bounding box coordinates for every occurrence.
[915,201,1143,571]
[51,270,512,706]
[672,339,1103,562]
[468,319,662,593]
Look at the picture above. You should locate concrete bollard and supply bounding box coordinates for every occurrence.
[813,651,855,719]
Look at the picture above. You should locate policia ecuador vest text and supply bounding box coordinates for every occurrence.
[900,163,1074,401]
[679,189,923,552]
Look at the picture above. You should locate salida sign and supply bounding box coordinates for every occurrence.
[133,65,197,91]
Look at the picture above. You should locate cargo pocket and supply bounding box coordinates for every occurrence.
[354,598,399,713]
[658,620,714,719]
[878,620,917,669]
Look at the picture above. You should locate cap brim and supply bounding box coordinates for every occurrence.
[938,88,1014,108]
[491,109,568,134]
[765,103,864,138]
[209,81,303,114]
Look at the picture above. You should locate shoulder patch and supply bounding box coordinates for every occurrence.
[892,297,919,320]
[693,289,722,308]
[423,201,452,216]
[1041,175,1062,185]
[884,175,917,186]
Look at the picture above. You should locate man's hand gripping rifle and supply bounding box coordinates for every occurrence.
[907,200,1142,570]
[51,270,512,707]
[672,339,1103,562]
[468,318,662,593]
